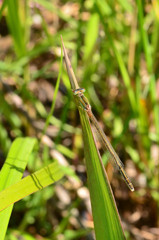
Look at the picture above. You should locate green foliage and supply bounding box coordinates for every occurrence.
[6,0,27,57]
[0,160,64,213]
[0,0,159,239]
[0,138,37,240]
[62,38,125,239]
[84,13,99,61]
[79,108,125,240]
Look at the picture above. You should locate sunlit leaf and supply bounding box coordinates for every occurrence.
[0,138,37,240]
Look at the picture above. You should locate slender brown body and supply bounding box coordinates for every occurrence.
[73,88,134,192]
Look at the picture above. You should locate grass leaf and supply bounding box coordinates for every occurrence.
[0,137,37,240]
[0,160,64,213]
[84,13,99,61]
[62,37,126,240]
[78,107,125,240]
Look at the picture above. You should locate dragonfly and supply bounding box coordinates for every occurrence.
[73,87,134,192]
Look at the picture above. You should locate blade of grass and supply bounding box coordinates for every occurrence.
[0,137,37,240]
[152,1,159,73]
[41,40,63,138]
[61,36,126,240]
[0,160,64,212]
[6,0,26,57]
[6,0,31,83]
[84,13,99,61]
[79,107,126,240]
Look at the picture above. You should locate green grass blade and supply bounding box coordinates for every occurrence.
[42,41,63,137]
[6,0,26,57]
[0,160,64,212]
[136,0,152,72]
[84,13,99,61]
[78,107,125,240]
[0,137,37,240]
[62,37,125,240]
[0,138,37,191]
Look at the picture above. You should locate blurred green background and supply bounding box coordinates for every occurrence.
[0,0,159,239]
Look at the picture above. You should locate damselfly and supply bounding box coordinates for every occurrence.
[73,88,134,192]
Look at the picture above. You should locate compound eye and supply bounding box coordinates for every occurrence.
[81,88,86,93]
[73,88,86,95]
